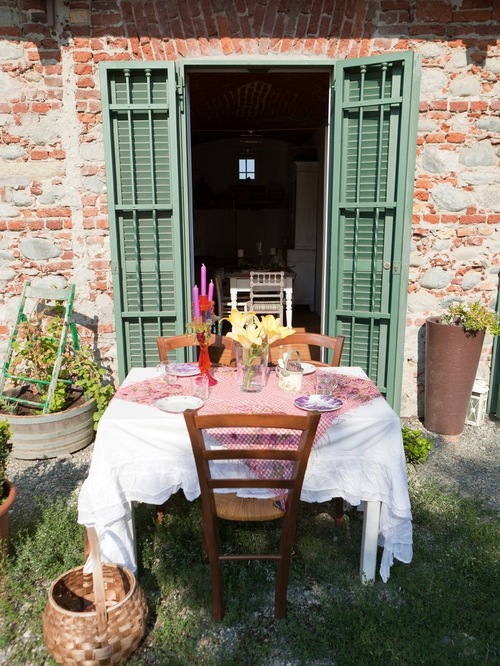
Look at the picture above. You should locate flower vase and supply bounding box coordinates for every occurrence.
[197,335,217,386]
[235,344,269,392]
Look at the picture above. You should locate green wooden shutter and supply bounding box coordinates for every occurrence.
[328,52,420,409]
[101,63,187,379]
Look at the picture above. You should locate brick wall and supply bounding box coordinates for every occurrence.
[0,0,499,416]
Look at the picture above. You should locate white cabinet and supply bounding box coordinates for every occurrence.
[290,162,319,307]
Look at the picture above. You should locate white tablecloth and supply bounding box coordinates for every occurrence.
[78,367,412,582]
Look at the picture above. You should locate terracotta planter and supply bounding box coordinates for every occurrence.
[0,480,17,560]
[424,317,485,436]
[5,397,97,460]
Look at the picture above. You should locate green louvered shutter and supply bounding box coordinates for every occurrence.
[101,63,188,379]
[328,52,420,410]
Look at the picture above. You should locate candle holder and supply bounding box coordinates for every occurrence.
[186,296,218,386]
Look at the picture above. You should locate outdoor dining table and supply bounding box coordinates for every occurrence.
[77,365,413,583]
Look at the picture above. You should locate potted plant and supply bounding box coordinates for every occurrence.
[0,419,15,560]
[0,303,114,459]
[424,300,500,435]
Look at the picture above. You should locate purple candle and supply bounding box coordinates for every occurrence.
[207,279,214,303]
[193,285,200,318]
[201,264,207,296]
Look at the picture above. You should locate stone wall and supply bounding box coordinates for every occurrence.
[0,0,499,417]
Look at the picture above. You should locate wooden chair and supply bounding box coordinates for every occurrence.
[269,331,345,526]
[270,331,345,367]
[247,271,285,321]
[183,409,321,620]
[214,274,233,320]
[156,333,234,366]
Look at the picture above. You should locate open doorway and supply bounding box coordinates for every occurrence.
[186,69,330,330]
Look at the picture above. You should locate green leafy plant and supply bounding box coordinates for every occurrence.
[0,419,12,502]
[8,304,114,427]
[441,300,500,336]
[402,427,433,465]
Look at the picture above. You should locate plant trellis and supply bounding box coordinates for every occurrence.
[0,282,79,414]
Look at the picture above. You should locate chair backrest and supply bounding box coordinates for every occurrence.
[156,334,234,365]
[270,331,345,367]
[184,410,320,500]
[248,271,285,317]
[183,409,321,619]
[214,274,232,319]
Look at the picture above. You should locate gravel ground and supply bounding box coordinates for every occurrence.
[401,414,499,515]
[6,413,499,521]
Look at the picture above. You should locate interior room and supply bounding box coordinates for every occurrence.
[187,69,330,327]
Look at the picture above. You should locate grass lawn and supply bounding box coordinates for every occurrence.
[0,475,498,665]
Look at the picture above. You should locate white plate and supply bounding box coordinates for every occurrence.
[294,395,343,413]
[156,396,204,413]
[167,363,200,377]
[301,363,316,375]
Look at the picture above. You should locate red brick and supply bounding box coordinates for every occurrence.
[459,214,487,224]
[36,207,71,217]
[425,134,447,143]
[452,9,493,22]
[30,150,49,160]
[447,133,466,143]
[73,50,92,62]
[31,102,52,113]
[449,101,468,113]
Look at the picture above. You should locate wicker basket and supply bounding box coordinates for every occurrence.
[42,527,148,665]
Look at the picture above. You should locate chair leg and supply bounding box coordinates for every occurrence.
[274,547,293,619]
[334,497,344,528]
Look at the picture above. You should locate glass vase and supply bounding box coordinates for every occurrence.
[235,344,269,392]
[197,334,217,386]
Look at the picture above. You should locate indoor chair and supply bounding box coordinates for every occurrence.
[247,271,285,321]
[183,409,321,620]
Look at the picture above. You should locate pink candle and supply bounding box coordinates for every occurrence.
[193,285,200,318]
[201,264,207,296]
[207,279,214,303]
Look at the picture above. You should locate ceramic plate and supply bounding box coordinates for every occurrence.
[301,363,316,375]
[168,363,200,377]
[294,395,343,413]
[156,396,204,413]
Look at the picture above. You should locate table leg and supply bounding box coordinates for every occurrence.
[230,287,238,310]
[284,288,293,327]
[359,500,381,583]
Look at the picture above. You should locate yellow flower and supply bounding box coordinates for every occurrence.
[225,310,294,349]
[259,314,294,345]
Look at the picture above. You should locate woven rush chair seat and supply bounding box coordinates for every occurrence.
[184,409,321,621]
[214,491,285,521]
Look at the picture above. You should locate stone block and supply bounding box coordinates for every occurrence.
[449,76,481,98]
[419,267,452,290]
[430,183,471,212]
[422,146,459,174]
[19,238,62,261]
[459,141,497,167]
[0,203,20,217]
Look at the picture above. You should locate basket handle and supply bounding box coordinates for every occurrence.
[86,526,108,635]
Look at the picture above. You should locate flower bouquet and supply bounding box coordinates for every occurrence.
[225,310,295,392]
